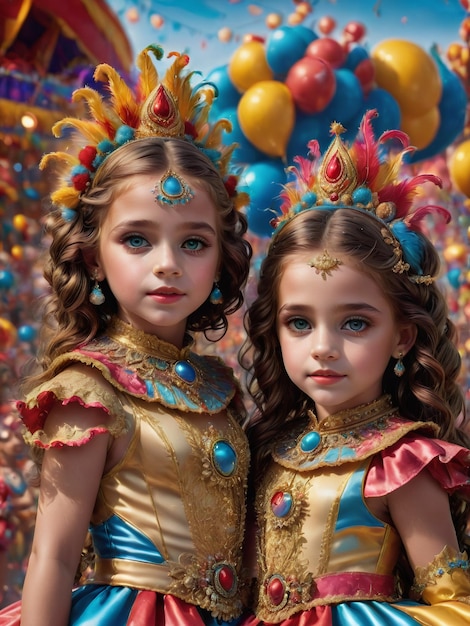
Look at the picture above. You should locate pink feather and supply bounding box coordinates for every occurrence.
[379,129,410,148]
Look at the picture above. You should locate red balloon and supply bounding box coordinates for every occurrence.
[306,37,346,69]
[343,21,366,43]
[317,15,336,35]
[460,0,470,11]
[354,58,375,94]
[286,56,336,114]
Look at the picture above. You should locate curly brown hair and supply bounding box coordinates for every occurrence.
[28,137,251,387]
[242,208,469,547]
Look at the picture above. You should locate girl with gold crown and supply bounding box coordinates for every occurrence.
[240,110,470,625]
[0,45,252,625]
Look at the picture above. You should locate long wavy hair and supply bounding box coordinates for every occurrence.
[242,208,469,548]
[27,137,252,389]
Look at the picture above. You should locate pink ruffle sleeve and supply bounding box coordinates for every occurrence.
[364,433,470,498]
[16,365,127,450]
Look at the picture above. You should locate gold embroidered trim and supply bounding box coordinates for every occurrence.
[411,545,470,600]
[308,249,343,280]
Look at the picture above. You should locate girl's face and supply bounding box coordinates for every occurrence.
[276,252,415,420]
[96,175,220,346]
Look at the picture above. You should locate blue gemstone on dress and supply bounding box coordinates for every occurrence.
[300,430,321,453]
[212,440,237,476]
[174,360,196,383]
[162,175,183,198]
[271,491,293,518]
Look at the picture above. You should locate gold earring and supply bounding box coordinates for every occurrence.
[393,352,405,377]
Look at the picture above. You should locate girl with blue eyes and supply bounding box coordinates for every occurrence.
[0,48,252,626]
[240,114,470,626]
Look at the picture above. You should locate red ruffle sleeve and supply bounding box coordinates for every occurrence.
[364,434,470,498]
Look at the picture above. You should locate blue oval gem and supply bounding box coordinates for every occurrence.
[212,440,237,476]
[162,175,183,198]
[174,360,196,383]
[271,491,293,518]
[300,430,321,453]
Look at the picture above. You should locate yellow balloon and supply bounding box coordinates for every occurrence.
[0,317,17,349]
[228,41,273,92]
[400,107,440,150]
[372,40,442,116]
[443,243,468,263]
[238,81,295,158]
[450,139,470,197]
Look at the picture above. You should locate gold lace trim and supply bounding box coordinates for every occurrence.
[107,317,192,360]
[411,545,470,600]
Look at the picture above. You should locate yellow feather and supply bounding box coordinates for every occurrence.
[72,87,120,130]
[94,63,140,124]
[52,118,108,145]
[51,187,81,208]
[39,152,78,171]
[136,46,161,99]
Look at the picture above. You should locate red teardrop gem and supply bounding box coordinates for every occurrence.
[267,575,286,606]
[325,153,343,182]
[153,85,171,120]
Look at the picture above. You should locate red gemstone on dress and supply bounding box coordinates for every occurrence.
[325,153,342,182]
[217,565,235,592]
[267,575,286,606]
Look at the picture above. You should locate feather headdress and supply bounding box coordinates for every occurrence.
[40,45,248,217]
[273,109,450,285]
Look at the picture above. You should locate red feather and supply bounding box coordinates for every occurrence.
[378,174,442,218]
[405,205,451,231]
[353,109,380,185]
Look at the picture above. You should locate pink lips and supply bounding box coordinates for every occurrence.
[148,287,184,303]
[310,370,344,385]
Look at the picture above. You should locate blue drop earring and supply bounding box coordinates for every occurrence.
[89,270,105,306]
[393,352,405,377]
[210,282,223,305]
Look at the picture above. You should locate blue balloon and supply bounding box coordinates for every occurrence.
[447,267,462,289]
[344,46,370,71]
[409,47,467,163]
[363,88,401,136]
[290,24,318,47]
[0,270,14,290]
[265,26,314,77]
[326,69,363,124]
[18,325,37,342]
[240,160,286,236]
[204,65,240,119]
[286,111,330,163]
[218,108,265,165]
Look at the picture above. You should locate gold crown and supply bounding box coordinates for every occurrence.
[40,44,247,216]
[272,110,450,285]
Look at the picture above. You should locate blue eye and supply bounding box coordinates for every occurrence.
[345,318,367,332]
[125,235,147,248]
[183,238,205,251]
[289,318,310,331]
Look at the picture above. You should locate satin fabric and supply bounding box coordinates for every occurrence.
[241,598,470,626]
[0,591,245,625]
[245,397,470,626]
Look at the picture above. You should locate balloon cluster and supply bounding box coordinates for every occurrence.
[205,21,467,237]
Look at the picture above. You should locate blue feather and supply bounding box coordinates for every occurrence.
[390,221,425,274]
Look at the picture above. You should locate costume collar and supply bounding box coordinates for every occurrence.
[54,317,237,413]
[273,395,438,470]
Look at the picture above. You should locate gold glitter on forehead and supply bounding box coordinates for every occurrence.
[308,250,343,280]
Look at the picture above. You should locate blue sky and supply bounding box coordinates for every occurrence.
[107,0,468,74]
